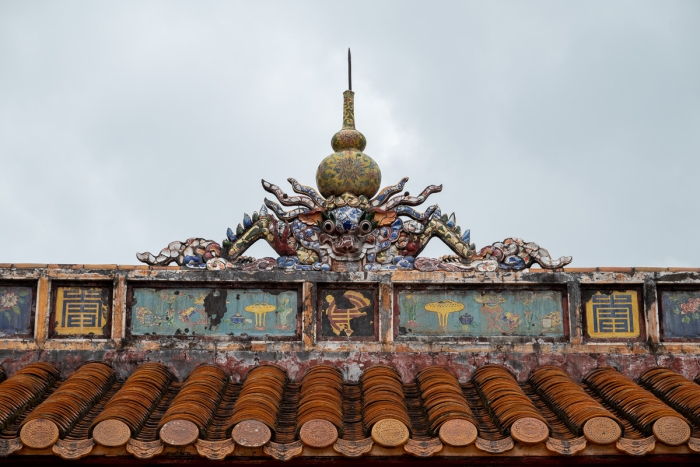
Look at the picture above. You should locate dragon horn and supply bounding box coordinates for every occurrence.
[371,177,409,207]
[287,178,326,208]
[264,198,309,220]
[383,184,443,210]
[261,179,315,209]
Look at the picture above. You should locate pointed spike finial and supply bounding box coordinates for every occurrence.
[348,48,352,91]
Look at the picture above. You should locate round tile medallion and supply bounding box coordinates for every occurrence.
[93,419,131,447]
[583,417,622,445]
[510,417,549,445]
[159,419,199,447]
[300,419,338,448]
[438,419,478,447]
[231,420,272,447]
[20,419,59,450]
[371,418,410,448]
[653,416,690,446]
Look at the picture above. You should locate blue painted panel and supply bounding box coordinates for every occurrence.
[661,291,700,338]
[398,290,564,337]
[0,286,33,337]
[131,288,297,337]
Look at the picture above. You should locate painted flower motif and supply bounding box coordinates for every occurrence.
[674,296,700,324]
[0,292,18,310]
[680,298,700,315]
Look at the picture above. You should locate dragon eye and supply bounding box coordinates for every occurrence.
[359,220,373,233]
[322,220,335,233]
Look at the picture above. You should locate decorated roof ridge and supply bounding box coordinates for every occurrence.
[3,361,700,459]
[2,264,698,273]
[136,51,572,273]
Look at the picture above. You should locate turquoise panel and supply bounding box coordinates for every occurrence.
[398,290,564,337]
[131,288,297,337]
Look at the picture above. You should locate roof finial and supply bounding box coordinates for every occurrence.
[348,48,352,91]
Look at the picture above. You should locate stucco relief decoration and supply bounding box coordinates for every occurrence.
[137,57,571,273]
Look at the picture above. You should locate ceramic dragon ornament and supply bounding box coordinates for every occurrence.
[224,176,478,272]
[137,85,571,273]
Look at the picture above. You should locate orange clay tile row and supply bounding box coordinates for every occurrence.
[89,363,172,447]
[20,362,115,448]
[157,365,228,446]
[583,367,690,446]
[0,362,58,433]
[530,366,622,444]
[298,366,344,432]
[460,381,505,441]
[0,377,59,441]
[472,364,550,445]
[65,380,123,442]
[582,384,645,440]
[521,382,577,441]
[228,365,286,431]
[10,362,700,457]
[134,381,181,442]
[416,366,478,445]
[361,365,412,434]
[296,365,343,448]
[640,368,700,428]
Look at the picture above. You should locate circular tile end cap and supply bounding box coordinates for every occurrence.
[93,419,131,447]
[438,419,478,447]
[371,418,410,448]
[510,417,549,445]
[20,418,59,450]
[160,419,199,447]
[653,416,690,446]
[583,417,622,445]
[231,420,272,447]
[300,419,338,448]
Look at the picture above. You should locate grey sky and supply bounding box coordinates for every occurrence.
[1,1,698,267]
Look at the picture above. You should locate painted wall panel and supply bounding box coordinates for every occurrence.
[130,287,298,338]
[661,291,700,338]
[584,290,641,339]
[398,290,564,337]
[0,285,33,337]
[53,286,111,337]
[318,288,378,340]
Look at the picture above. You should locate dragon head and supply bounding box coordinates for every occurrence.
[317,206,376,260]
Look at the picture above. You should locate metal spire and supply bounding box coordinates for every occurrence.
[348,48,352,91]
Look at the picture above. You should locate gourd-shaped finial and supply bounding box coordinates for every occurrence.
[316,49,381,199]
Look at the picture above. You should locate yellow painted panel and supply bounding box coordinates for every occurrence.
[54,287,109,336]
[585,290,640,338]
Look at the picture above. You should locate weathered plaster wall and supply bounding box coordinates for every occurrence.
[1,264,700,383]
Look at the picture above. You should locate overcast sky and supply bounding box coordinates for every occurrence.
[1,1,699,267]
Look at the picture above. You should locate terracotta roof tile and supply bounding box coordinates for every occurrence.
[2,362,700,459]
